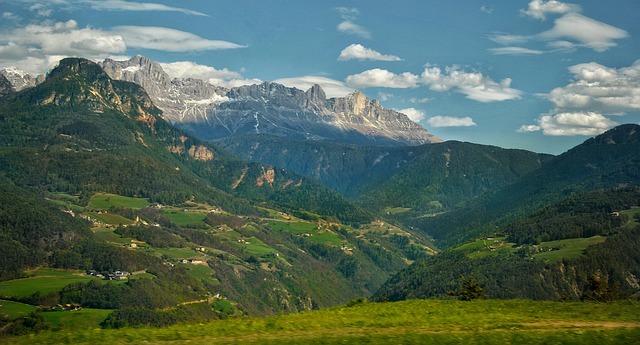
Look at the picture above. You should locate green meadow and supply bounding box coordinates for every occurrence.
[267,220,343,246]
[3,299,640,344]
[0,300,37,318]
[534,236,607,262]
[88,193,150,210]
[41,308,112,332]
[161,209,208,226]
[87,212,134,225]
[0,269,98,298]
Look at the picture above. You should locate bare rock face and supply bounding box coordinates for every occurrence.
[0,74,13,98]
[188,145,214,161]
[102,56,228,124]
[102,56,441,146]
[0,67,44,92]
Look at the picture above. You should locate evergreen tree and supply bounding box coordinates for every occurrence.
[449,274,487,301]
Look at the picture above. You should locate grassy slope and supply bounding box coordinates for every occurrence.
[4,299,640,344]
[0,269,99,298]
[0,300,37,318]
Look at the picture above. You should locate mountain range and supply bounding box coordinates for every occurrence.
[0,56,639,331]
[99,55,440,146]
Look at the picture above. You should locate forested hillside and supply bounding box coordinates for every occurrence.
[219,135,550,216]
[374,187,640,302]
[414,124,640,247]
[0,58,433,331]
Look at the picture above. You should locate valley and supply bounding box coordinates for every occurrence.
[0,57,639,342]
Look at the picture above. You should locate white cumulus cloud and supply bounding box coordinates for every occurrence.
[344,65,521,103]
[548,60,640,114]
[421,65,522,102]
[0,19,125,73]
[396,108,426,122]
[427,116,476,128]
[0,19,246,74]
[346,68,419,89]
[520,0,580,20]
[520,60,638,136]
[338,44,401,61]
[537,112,617,136]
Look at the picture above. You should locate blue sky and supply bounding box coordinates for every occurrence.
[0,0,638,154]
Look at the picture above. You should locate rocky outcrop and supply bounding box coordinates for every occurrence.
[0,74,13,98]
[188,145,214,161]
[32,58,160,125]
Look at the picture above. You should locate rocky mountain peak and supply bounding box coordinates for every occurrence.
[101,55,172,99]
[0,66,44,92]
[306,84,327,105]
[50,58,109,81]
[27,58,160,125]
[342,90,370,115]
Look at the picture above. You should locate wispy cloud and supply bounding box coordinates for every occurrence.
[335,7,371,39]
[335,7,360,21]
[84,0,208,16]
[427,116,476,128]
[480,6,494,14]
[14,0,207,17]
[160,61,259,88]
[273,76,354,98]
[112,26,246,52]
[491,1,627,54]
[517,124,541,133]
[2,12,22,23]
[338,44,401,62]
[538,13,628,52]
[488,47,544,55]
[410,97,431,104]
[337,21,371,39]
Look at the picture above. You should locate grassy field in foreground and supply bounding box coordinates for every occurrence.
[4,299,640,344]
